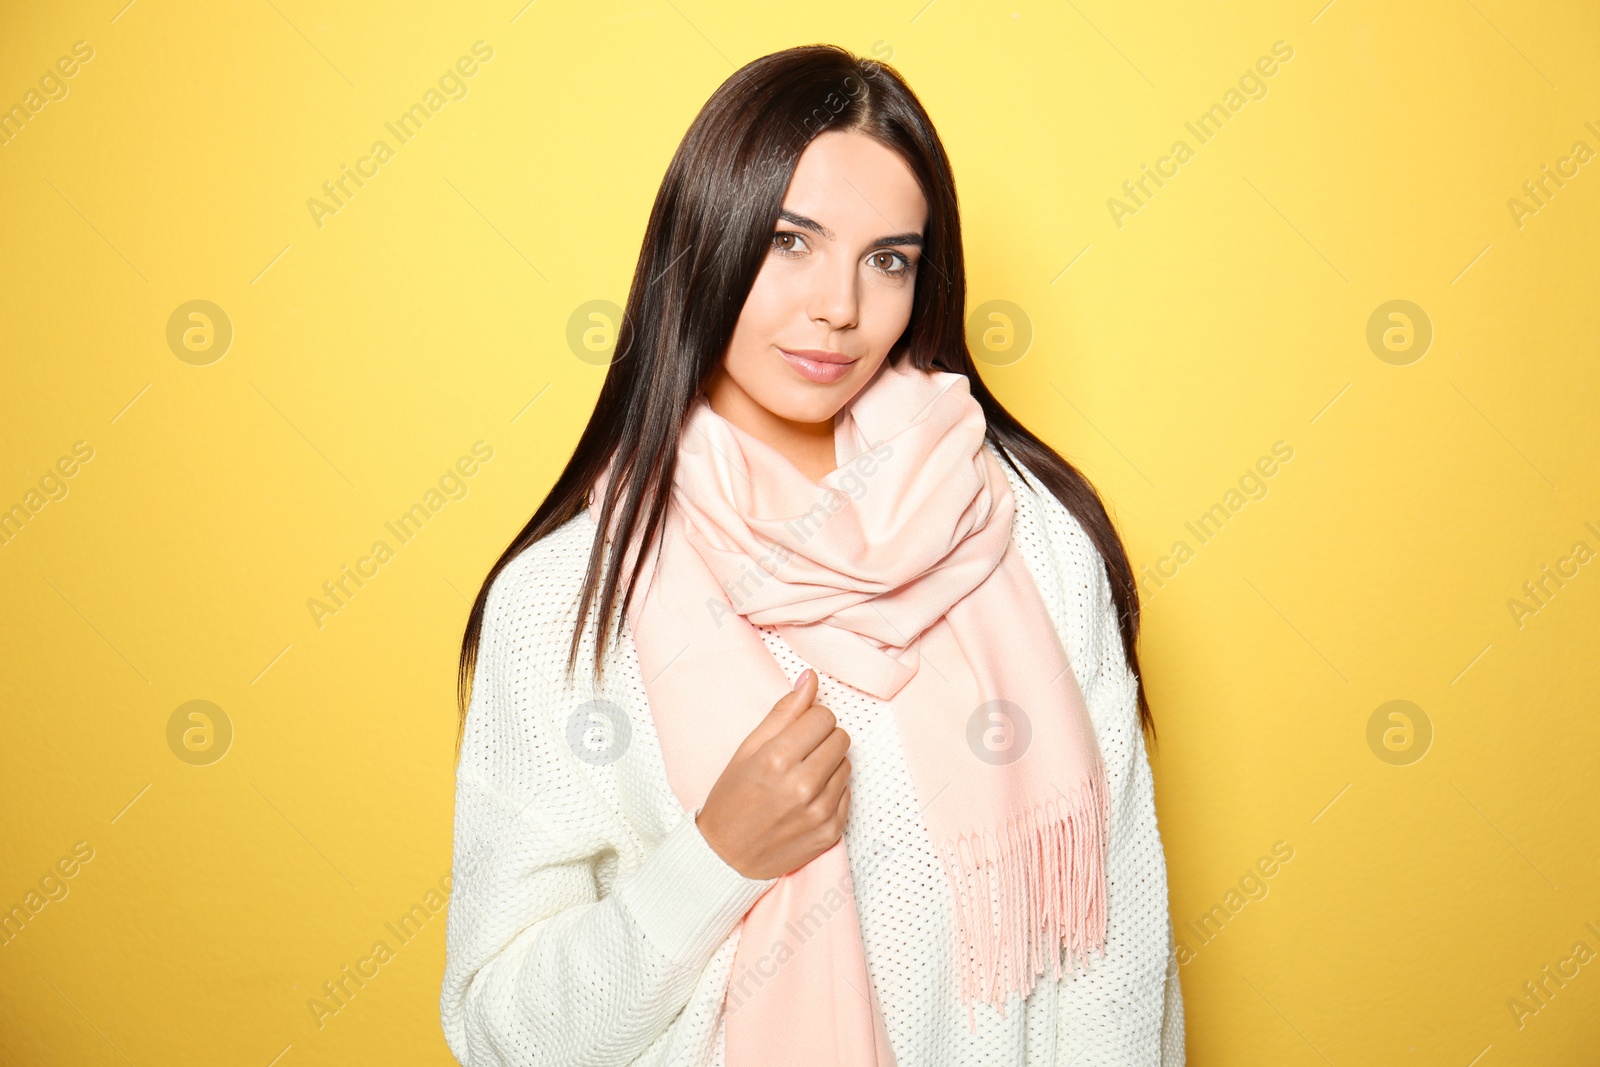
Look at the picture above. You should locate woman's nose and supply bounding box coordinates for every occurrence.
[809,261,859,328]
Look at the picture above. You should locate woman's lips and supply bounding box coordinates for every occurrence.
[777,347,857,384]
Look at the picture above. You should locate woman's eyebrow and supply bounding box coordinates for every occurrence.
[777,209,924,249]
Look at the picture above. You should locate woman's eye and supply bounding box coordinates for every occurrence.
[871,250,913,277]
[772,232,808,256]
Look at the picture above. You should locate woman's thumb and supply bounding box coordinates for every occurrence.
[770,668,816,719]
[744,668,817,752]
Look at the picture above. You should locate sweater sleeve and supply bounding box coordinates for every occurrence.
[1012,463,1185,1064]
[439,547,777,1066]
[1160,920,1186,1065]
[1054,615,1186,1064]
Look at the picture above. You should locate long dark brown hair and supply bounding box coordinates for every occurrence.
[455,44,1155,759]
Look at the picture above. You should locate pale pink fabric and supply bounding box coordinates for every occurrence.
[590,358,1109,1064]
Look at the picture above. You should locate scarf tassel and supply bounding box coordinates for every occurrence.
[936,764,1111,1033]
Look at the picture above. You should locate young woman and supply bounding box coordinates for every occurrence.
[440,44,1183,1067]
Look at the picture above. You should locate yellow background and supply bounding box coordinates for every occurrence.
[3,0,1597,1063]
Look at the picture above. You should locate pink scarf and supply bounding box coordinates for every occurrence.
[590,358,1108,1064]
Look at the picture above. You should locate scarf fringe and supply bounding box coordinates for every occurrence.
[935,763,1111,1032]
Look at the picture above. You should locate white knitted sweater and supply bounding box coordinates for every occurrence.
[440,443,1185,1066]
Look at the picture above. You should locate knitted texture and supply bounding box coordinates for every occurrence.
[440,443,1185,1066]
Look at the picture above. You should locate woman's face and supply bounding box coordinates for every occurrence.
[706,129,928,433]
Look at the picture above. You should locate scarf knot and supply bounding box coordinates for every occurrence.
[672,362,1013,701]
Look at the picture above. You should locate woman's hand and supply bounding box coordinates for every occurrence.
[695,669,852,880]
